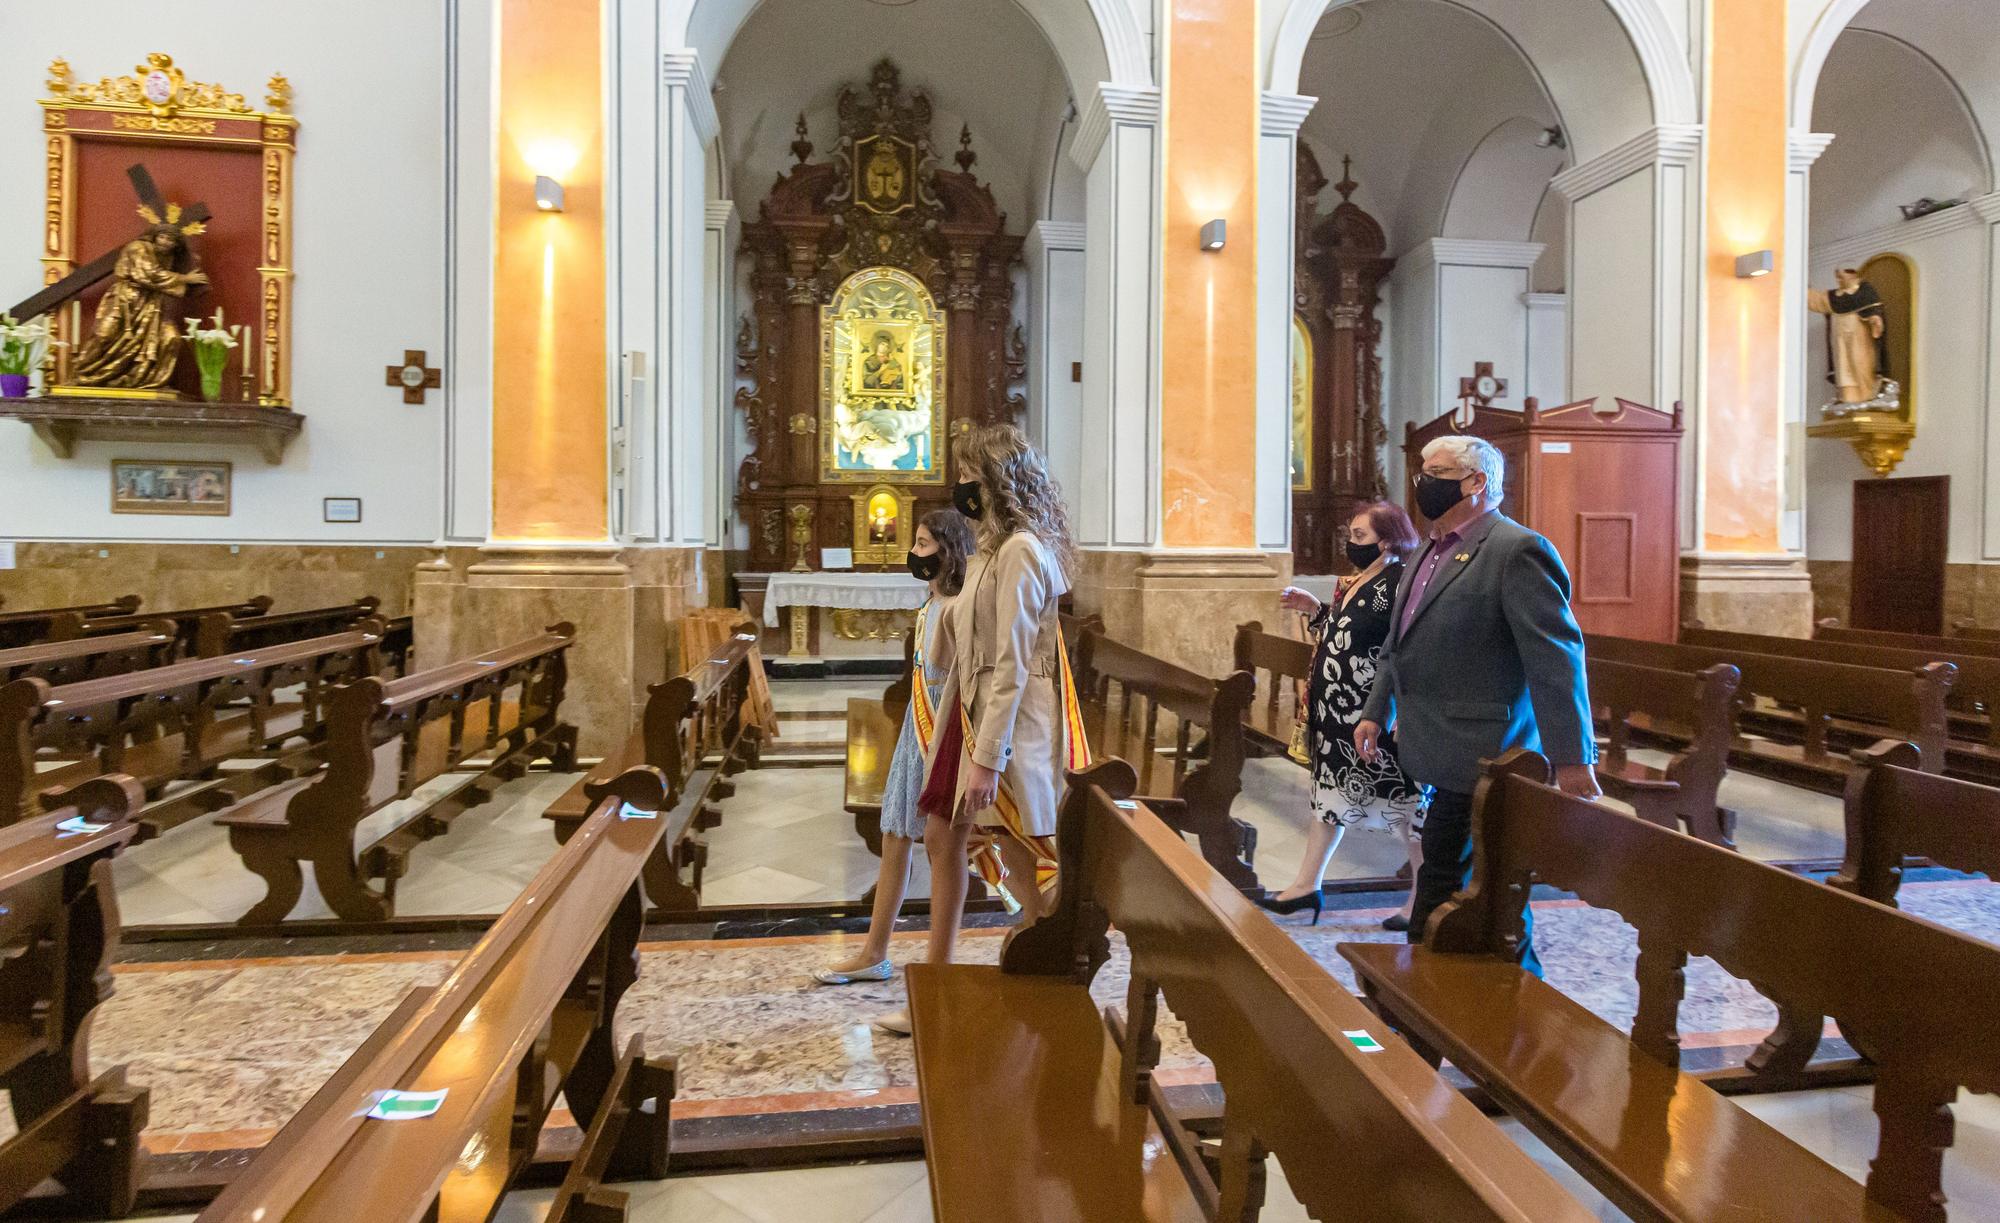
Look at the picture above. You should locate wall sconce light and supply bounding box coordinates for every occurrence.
[1534,125,1566,150]
[1734,249,1774,278]
[534,175,566,213]
[1198,218,1226,252]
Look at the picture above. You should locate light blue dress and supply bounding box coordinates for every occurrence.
[881,598,947,840]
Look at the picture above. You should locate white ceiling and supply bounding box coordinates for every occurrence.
[1298,0,1561,255]
[714,0,1076,224]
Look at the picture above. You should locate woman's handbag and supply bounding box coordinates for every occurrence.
[1287,605,1316,766]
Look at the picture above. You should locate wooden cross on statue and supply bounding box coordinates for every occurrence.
[4,164,210,323]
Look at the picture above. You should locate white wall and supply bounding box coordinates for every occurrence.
[1388,240,1544,437]
[0,2,448,543]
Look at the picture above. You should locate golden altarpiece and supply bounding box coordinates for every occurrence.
[1291,147,1393,575]
[735,61,1023,584]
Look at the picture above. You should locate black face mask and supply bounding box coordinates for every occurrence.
[1344,540,1382,570]
[952,480,984,519]
[907,548,943,582]
[1414,473,1470,521]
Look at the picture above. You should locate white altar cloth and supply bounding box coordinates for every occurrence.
[761,571,927,626]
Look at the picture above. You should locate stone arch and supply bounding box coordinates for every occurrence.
[1268,0,1693,160]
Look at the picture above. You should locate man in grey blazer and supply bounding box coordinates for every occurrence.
[1356,433,1597,975]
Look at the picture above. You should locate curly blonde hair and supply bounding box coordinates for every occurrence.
[953,423,1076,577]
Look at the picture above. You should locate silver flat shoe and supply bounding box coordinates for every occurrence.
[811,958,893,986]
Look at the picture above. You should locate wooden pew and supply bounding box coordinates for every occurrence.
[907,759,1596,1222]
[221,626,580,924]
[1073,625,1261,892]
[1587,655,1738,844]
[57,595,274,655]
[1231,620,1312,758]
[1818,621,2000,659]
[1341,749,2000,1223]
[1690,625,2000,780]
[198,766,678,1223]
[0,594,141,649]
[194,596,381,657]
[0,619,177,686]
[844,631,913,860]
[0,624,386,834]
[0,774,149,1218]
[1953,622,2000,643]
[1586,633,1954,793]
[545,633,763,914]
[1832,740,2000,908]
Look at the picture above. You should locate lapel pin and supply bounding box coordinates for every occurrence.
[1455,552,1471,562]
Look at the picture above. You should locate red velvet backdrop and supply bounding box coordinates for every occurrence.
[72,138,263,398]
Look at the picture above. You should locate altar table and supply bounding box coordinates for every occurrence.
[757,571,927,657]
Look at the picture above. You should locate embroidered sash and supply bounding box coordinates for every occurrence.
[965,624,1091,912]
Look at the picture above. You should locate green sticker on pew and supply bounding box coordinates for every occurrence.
[366,1088,448,1120]
[1342,1029,1385,1053]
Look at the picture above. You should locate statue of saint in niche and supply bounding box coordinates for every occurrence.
[70,224,209,392]
[1808,266,1895,414]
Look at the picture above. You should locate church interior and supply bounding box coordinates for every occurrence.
[1,0,1999,1219]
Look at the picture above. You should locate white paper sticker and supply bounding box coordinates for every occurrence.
[1343,1028,1385,1053]
[1539,441,1572,454]
[618,803,658,821]
[366,1088,448,1120]
[0,542,14,570]
[54,815,107,836]
[1113,800,1138,810]
[820,547,855,570]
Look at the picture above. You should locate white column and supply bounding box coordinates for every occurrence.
[608,0,662,541]
[1978,195,2000,560]
[1072,84,1163,551]
[1389,239,1544,422]
[1256,93,1314,554]
[443,0,497,542]
[1550,123,1703,546]
[1781,132,1836,554]
[659,51,719,549]
[1024,220,1087,501]
[1522,292,1568,405]
[703,200,739,548]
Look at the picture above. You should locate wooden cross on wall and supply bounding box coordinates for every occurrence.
[5,165,210,323]
[386,350,442,404]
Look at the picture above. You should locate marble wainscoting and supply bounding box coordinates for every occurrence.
[1072,549,1291,680]
[414,544,707,755]
[0,542,428,616]
[1680,553,1816,636]
[1810,559,2000,631]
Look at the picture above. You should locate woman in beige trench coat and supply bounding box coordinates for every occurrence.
[875,424,1079,1035]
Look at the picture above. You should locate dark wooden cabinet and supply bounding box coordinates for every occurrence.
[1851,476,1948,634]
[1404,397,1683,642]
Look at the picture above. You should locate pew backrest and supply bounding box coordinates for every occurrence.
[1588,633,1955,769]
[1004,762,1596,1223]
[0,621,177,686]
[1818,621,2000,659]
[197,765,670,1223]
[0,595,141,649]
[194,597,381,658]
[1076,628,1252,799]
[66,595,273,653]
[1232,620,1312,753]
[1834,741,2000,906]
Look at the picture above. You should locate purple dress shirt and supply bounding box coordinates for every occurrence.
[1397,511,1493,640]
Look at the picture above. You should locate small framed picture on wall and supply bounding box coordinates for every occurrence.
[111,460,231,516]
[322,497,363,524]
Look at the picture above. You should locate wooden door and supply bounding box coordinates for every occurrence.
[1851,476,1947,634]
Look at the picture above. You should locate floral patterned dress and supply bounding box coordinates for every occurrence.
[1306,565,1429,832]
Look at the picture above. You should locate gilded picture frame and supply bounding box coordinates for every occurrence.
[111,458,231,515]
[1291,315,1314,492]
[850,484,915,566]
[820,267,946,484]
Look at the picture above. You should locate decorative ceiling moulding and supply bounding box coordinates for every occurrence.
[1788,130,1837,173]
[1398,238,1546,275]
[1548,123,1702,202]
[1028,220,1086,250]
[1069,84,1161,171]
[1814,190,2000,269]
[705,200,738,227]
[1260,92,1316,138]
[662,50,720,145]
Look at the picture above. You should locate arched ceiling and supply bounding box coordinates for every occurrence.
[1810,27,1988,243]
[1298,0,1559,254]
[713,0,1076,224]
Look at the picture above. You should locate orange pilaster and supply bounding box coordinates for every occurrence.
[1159,0,1259,548]
[491,0,608,541]
[1701,0,1787,553]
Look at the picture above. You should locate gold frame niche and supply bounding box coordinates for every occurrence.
[819,266,947,484]
[1291,314,1313,492]
[1806,250,1917,476]
[39,53,296,407]
[850,483,914,566]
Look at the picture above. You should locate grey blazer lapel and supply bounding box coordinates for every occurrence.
[1400,512,1501,640]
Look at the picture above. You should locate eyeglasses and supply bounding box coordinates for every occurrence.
[1420,465,1473,480]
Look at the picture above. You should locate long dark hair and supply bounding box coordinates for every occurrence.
[952,423,1076,577]
[1352,500,1420,561]
[920,507,976,596]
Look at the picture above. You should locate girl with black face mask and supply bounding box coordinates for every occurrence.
[814,508,975,991]
[1271,501,1429,928]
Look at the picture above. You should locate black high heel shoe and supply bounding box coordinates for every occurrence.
[1256,889,1325,926]
[1380,913,1411,933]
